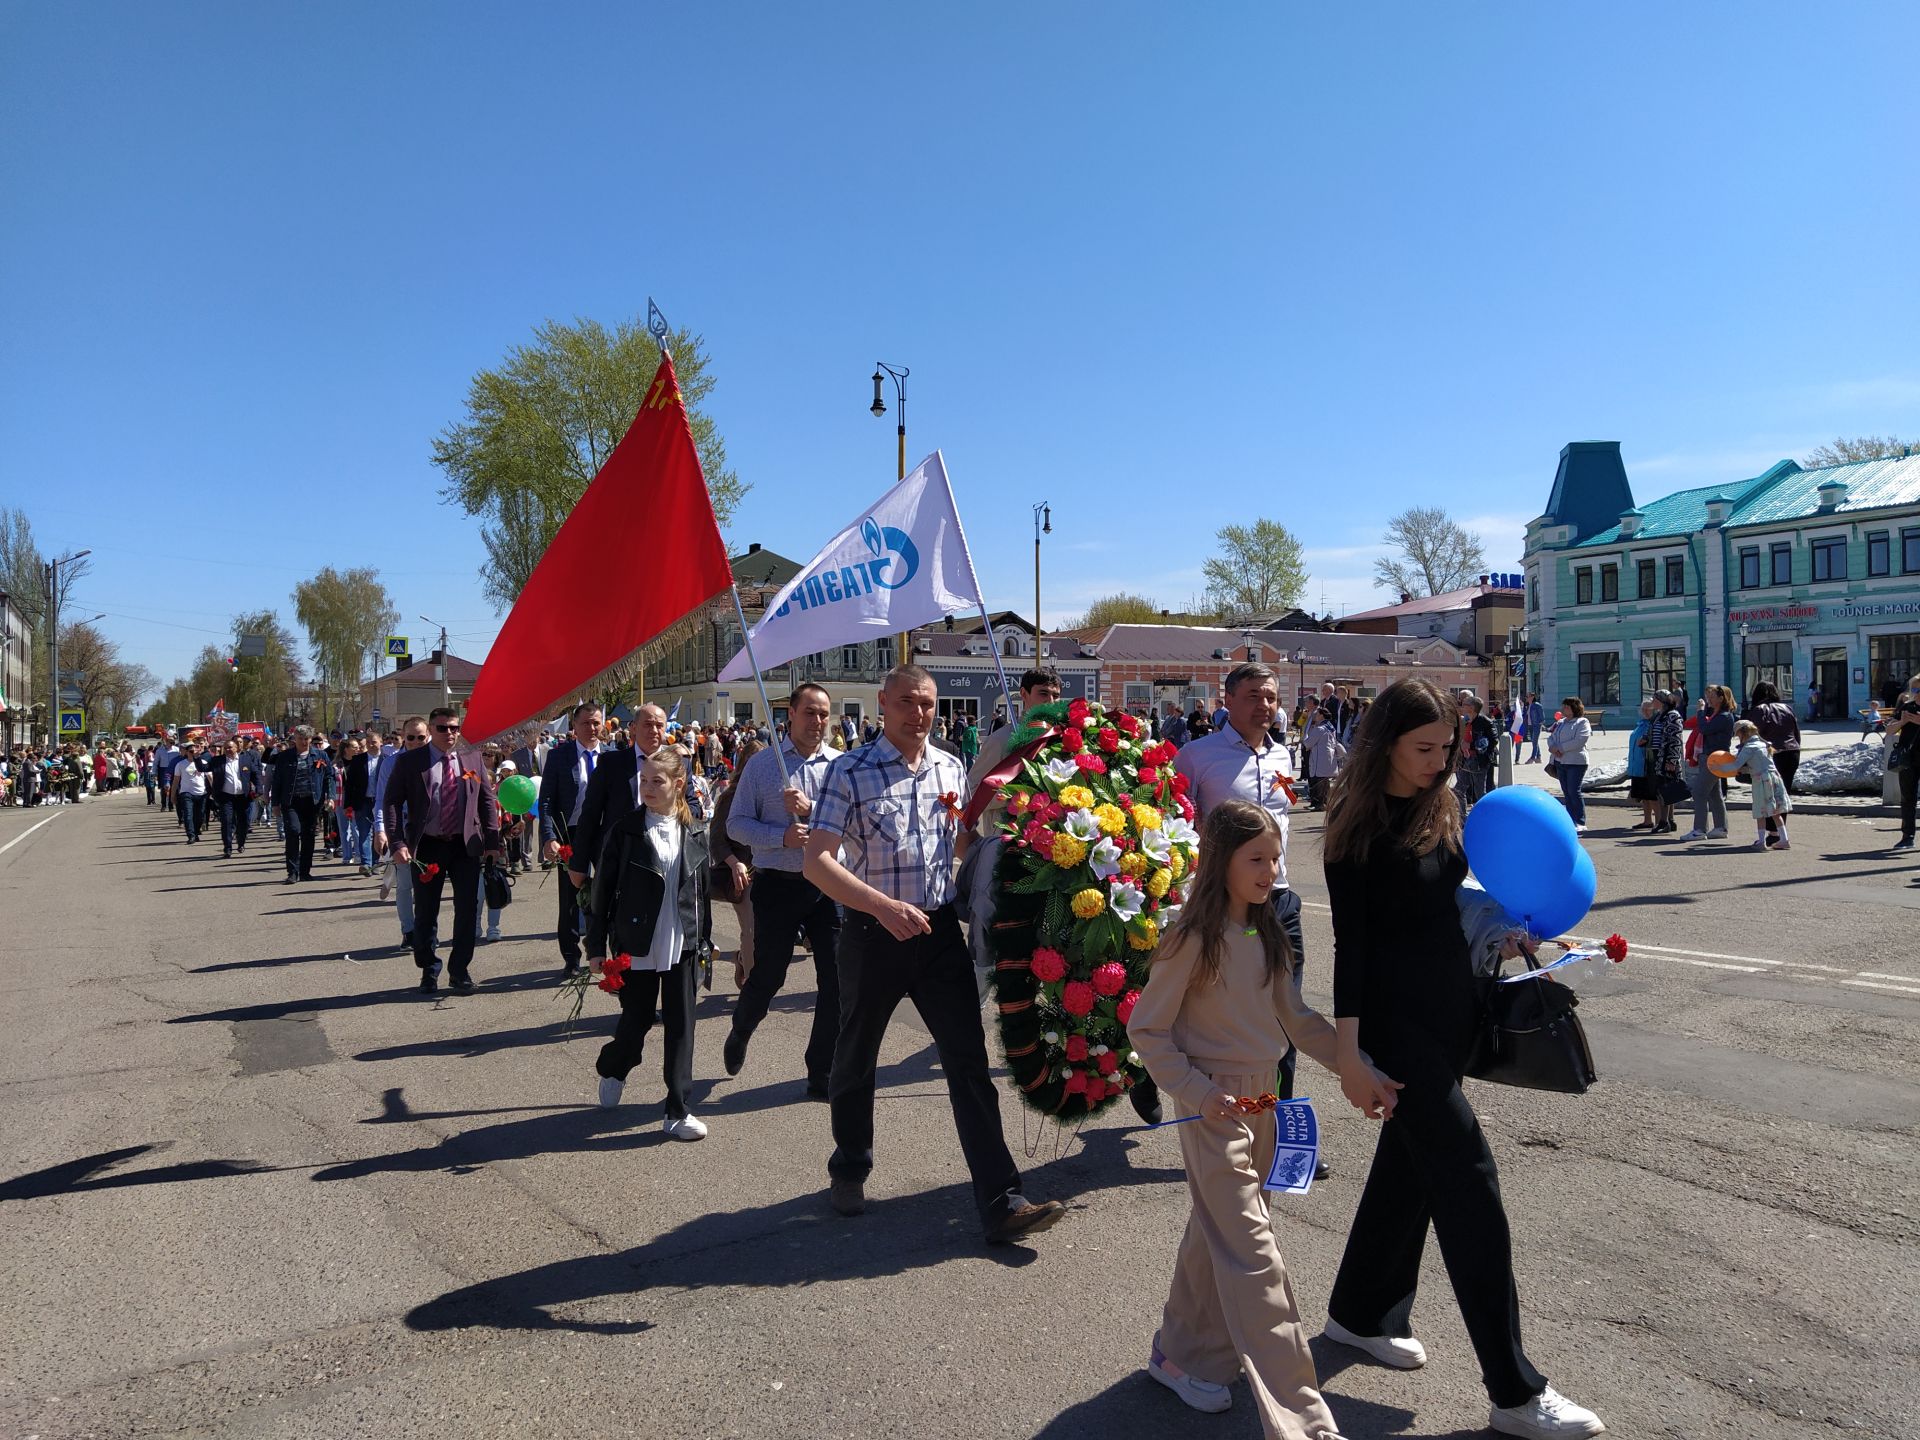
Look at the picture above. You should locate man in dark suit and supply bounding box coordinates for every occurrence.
[380,705,502,995]
[566,701,668,893]
[266,726,334,882]
[210,737,260,857]
[538,702,606,976]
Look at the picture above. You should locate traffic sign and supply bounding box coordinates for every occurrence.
[386,635,409,657]
[371,707,383,722]
[59,707,86,734]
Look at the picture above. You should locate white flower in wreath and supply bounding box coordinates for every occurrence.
[1164,816,1200,848]
[1044,757,1078,784]
[1062,808,1100,843]
[1159,902,1182,930]
[1081,716,1099,730]
[1138,827,1173,864]
[1044,1031,1060,1045]
[1109,882,1144,922]
[1089,836,1123,880]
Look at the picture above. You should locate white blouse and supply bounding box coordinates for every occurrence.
[641,810,685,972]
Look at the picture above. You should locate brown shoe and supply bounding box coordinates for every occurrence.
[829,1178,866,1216]
[985,1195,1064,1244]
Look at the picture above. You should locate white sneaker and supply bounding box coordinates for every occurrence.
[1680,830,1706,841]
[1491,1386,1606,1437]
[596,1076,624,1108]
[486,927,500,942]
[1705,827,1727,839]
[663,1113,708,1142]
[1323,1317,1427,1369]
[1147,1353,1232,1413]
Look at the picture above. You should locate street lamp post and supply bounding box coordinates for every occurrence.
[1032,501,1051,646]
[1293,647,1307,712]
[45,549,92,743]
[419,614,452,716]
[870,363,910,669]
[1738,621,1750,700]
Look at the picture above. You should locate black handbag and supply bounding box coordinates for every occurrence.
[1659,775,1690,804]
[483,863,514,910]
[1890,734,1917,773]
[1465,971,1597,1094]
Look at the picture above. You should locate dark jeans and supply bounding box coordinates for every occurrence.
[596,959,697,1117]
[177,792,206,842]
[1775,750,1799,793]
[217,792,251,852]
[734,869,842,1088]
[1556,762,1587,824]
[827,906,1020,1224]
[1328,1039,1548,1409]
[1900,765,1918,842]
[282,796,320,877]
[556,866,586,966]
[410,834,481,981]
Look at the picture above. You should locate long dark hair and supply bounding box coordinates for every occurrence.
[1161,800,1294,992]
[1323,677,1463,865]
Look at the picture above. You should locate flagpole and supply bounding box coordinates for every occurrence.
[976,606,1019,722]
[729,585,792,789]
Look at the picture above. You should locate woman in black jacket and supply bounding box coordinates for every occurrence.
[585,745,713,1141]
[1746,681,1802,793]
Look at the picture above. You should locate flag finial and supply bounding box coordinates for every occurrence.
[647,298,671,354]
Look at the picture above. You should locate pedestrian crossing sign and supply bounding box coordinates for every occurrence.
[59,707,86,734]
[386,635,409,657]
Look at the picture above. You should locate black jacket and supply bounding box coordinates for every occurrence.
[343,753,373,811]
[584,807,711,963]
[571,746,639,873]
[266,747,335,807]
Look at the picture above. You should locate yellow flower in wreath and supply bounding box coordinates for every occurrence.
[1146,867,1173,898]
[1129,803,1164,832]
[1058,784,1095,812]
[1169,849,1187,880]
[1071,887,1106,919]
[1049,832,1089,869]
[1127,917,1160,951]
[1118,852,1150,877]
[1093,803,1128,836]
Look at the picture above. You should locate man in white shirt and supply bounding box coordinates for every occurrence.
[213,738,256,856]
[172,739,210,844]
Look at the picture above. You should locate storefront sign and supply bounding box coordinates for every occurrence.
[1729,598,1920,627]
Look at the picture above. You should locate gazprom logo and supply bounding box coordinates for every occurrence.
[773,516,920,619]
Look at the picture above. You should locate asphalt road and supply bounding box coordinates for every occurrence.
[2,791,1916,1439]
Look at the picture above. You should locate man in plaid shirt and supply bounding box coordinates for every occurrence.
[805,664,1064,1244]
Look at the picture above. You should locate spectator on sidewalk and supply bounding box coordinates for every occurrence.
[1546,698,1590,831]
[1747,681,1802,793]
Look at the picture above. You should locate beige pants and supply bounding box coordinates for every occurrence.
[1158,1070,1339,1440]
[731,896,755,971]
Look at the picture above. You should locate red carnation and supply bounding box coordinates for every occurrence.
[1115,988,1141,1024]
[557,844,573,861]
[1064,1034,1088,1061]
[1074,754,1107,774]
[1096,1051,1119,1076]
[1067,698,1091,725]
[420,862,441,880]
[1139,765,1158,785]
[1062,1069,1087,1095]
[605,954,633,975]
[1060,727,1085,754]
[597,972,625,993]
[1061,981,1095,1016]
[1091,961,1128,997]
[1604,933,1629,963]
[1115,712,1140,737]
[1176,794,1195,820]
[1097,727,1121,754]
[1170,771,1191,795]
[1030,946,1068,983]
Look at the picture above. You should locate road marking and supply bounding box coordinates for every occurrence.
[0,811,62,856]
[1843,979,1920,997]
[1856,971,1915,982]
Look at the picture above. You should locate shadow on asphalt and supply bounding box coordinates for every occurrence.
[166,966,564,1025]
[1031,1364,1482,1439]
[0,1143,283,1201]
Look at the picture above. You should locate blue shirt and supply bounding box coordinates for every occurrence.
[811,735,970,910]
[725,739,838,874]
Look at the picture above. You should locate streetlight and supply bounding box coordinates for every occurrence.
[1032,501,1051,647]
[45,549,92,744]
[1738,620,1750,700]
[869,362,910,668]
[1293,647,1307,712]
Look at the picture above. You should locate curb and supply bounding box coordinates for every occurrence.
[1573,787,1892,818]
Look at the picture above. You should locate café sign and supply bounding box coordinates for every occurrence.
[1730,599,1920,626]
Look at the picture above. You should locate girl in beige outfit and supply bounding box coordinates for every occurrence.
[1129,800,1401,1440]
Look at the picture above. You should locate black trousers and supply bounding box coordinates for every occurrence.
[1774,750,1799,793]
[1900,764,1918,841]
[410,834,481,981]
[596,959,697,1118]
[217,792,251,852]
[556,866,586,966]
[733,869,843,1088]
[281,796,321,877]
[827,906,1019,1223]
[177,792,205,841]
[1328,1037,1547,1409]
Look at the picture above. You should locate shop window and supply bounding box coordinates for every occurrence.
[1770,542,1792,586]
[1867,532,1890,577]
[1738,547,1760,588]
[1870,633,1920,706]
[1123,682,1151,708]
[1743,641,1792,704]
[1903,527,1920,574]
[1810,537,1847,582]
[1600,564,1619,602]
[1665,555,1686,596]
[1636,558,1657,598]
[1577,652,1620,706]
[1574,568,1593,605]
[1639,647,1685,698]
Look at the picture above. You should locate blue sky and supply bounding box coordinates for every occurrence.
[4,3,1915,692]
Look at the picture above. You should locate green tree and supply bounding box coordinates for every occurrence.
[433,316,747,612]
[1802,435,1913,468]
[1373,505,1488,597]
[0,507,92,704]
[1070,592,1166,629]
[103,664,158,732]
[227,609,304,725]
[1201,520,1309,622]
[291,568,398,729]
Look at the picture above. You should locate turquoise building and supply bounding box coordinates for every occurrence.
[1523,441,1920,725]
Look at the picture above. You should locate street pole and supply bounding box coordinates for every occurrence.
[1032,502,1051,657]
[871,363,910,670]
[45,548,91,747]
[419,614,451,714]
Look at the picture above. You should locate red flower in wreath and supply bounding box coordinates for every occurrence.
[1170,771,1191,796]
[1096,1051,1119,1076]
[1067,698,1091,726]
[1096,727,1121,754]
[1604,933,1629,963]
[1073,753,1107,774]
[1030,946,1068,983]
[1062,1070,1087,1095]
[1114,712,1141,738]
[1061,980,1095,1017]
[1115,988,1141,1025]
[1059,726,1085,755]
[1091,961,1128,997]
[1138,765,1158,785]
[1064,1034,1088,1061]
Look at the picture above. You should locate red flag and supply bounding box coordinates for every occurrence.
[460,351,733,742]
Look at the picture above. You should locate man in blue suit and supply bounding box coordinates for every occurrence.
[539,703,605,977]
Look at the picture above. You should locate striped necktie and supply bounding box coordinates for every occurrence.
[439,752,459,835]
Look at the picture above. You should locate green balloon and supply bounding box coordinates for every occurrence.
[497,773,538,815]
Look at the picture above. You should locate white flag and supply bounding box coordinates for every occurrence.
[719,451,983,681]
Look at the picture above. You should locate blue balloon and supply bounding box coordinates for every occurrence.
[1462,786,1583,917]
[1507,846,1595,940]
